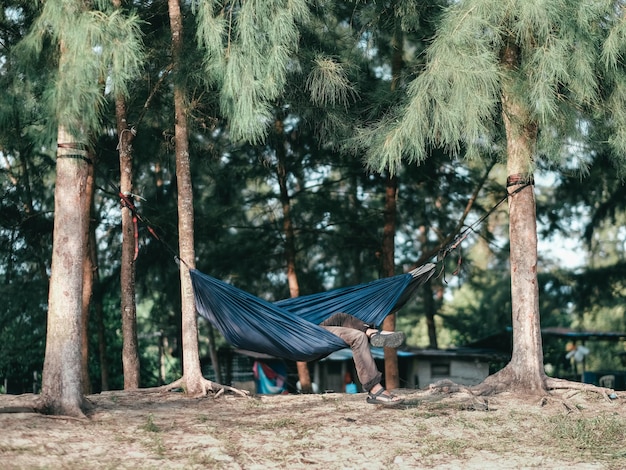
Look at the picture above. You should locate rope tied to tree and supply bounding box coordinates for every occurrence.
[437,173,534,281]
[82,150,186,269]
[116,190,188,268]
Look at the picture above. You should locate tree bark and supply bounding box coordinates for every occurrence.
[423,282,438,349]
[381,172,399,390]
[39,126,90,417]
[81,157,96,395]
[116,90,141,390]
[487,40,547,393]
[275,119,312,393]
[168,0,208,395]
[381,11,404,390]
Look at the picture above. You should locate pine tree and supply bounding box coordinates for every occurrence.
[358,0,626,394]
[18,0,144,415]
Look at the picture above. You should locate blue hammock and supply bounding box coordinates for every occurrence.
[190,263,436,362]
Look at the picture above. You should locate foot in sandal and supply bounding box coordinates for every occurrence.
[368,330,406,349]
[366,384,404,405]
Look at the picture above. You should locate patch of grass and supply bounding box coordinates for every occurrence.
[453,414,480,430]
[141,414,160,433]
[189,452,219,466]
[264,417,297,430]
[547,413,626,459]
[422,438,468,458]
[222,437,242,458]
[137,414,166,457]
[412,421,429,434]
[0,444,29,454]
[149,435,166,457]
[196,414,210,423]
[244,398,265,409]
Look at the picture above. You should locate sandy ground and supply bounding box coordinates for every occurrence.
[0,387,625,469]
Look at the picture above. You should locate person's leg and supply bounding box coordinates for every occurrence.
[322,325,404,405]
[321,313,406,348]
[320,312,370,332]
[321,325,381,390]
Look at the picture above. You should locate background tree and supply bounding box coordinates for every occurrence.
[164,0,211,395]
[0,0,51,395]
[113,0,142,390]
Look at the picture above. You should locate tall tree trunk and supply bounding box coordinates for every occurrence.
[81,156,96,395]
[275,120,312,393]
[381,172,399,389]
[168,0,213,395]
[39,125,90,417]
[95,270,109,391]
[381,11,404,390]
[486,40,546,393]
[116,89,140,389]
[417,219,439,349]
[423,282,438,349]
[85,156,107,392]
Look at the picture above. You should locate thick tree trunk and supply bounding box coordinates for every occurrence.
[116,93,140,389]
[487,41,547,393]
[168,0,207,395]
[381,172,399,390]
[39,127,90,417]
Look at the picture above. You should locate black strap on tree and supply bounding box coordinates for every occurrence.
[56,142,93,165]
[436,173,534,282]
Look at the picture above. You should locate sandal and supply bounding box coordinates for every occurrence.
[366,388,404,406]
[369,331,406,349]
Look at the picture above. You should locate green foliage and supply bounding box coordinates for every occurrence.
[15,0,144,140]
[359,0,626,176]
[193,0,310,143]
[0,281,47,393]
[142,413,161,433]
[306,56,357,107]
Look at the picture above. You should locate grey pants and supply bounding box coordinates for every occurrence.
[320,313,382,391]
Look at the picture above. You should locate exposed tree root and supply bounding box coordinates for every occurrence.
[0,406,37,414]
[0,395,93,418]
[161,376,250,398]
[544,376,617,401]
[537,395,580,413]
[428,379,472,395]
[32,395,91,419]
[427,379,490,411]
[427,372,619,406]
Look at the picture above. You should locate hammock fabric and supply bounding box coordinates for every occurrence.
[190,263,436,362]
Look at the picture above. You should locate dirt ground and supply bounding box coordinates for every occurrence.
[0,387,625,469]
